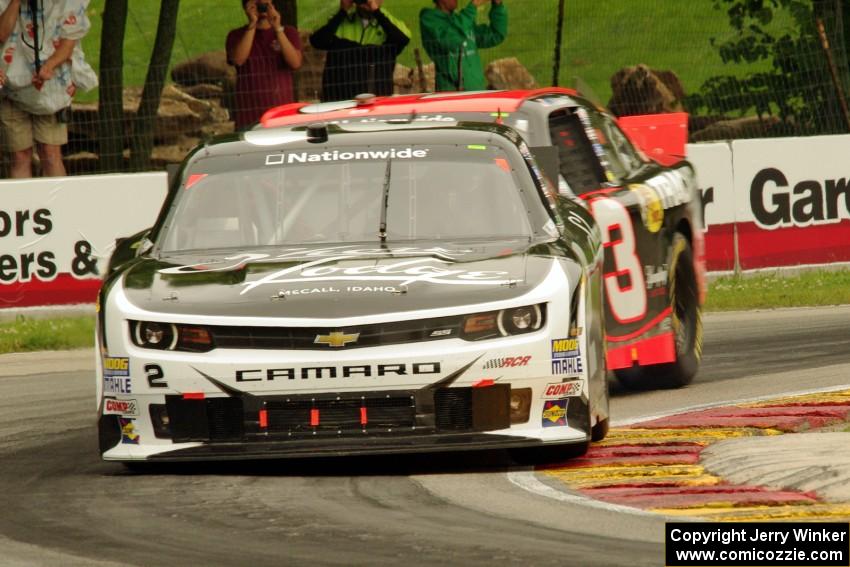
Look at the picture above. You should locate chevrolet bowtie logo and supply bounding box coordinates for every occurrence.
[314,331,360,348]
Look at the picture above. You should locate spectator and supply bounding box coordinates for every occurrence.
[0,0,97,178]
[310,0,411,102]
[420,0,507,92]
[226,0,303,130]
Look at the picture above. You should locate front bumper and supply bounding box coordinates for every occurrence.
[99,385,591,462]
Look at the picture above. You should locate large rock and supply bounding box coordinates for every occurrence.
[171,50,235,88]
[690,115,781,142]
[486,57,537,90]
[393,61,435,95]
[608,64,685,117]
[68,84,233,166]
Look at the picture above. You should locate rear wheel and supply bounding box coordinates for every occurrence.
[615,232,702,390]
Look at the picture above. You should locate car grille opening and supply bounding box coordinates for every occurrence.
[163,385,511,443]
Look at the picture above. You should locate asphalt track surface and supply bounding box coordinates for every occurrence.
[1,306,849,566]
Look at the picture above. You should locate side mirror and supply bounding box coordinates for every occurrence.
[107,228,153,274]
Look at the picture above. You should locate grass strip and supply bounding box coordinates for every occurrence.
[0,269,848,354]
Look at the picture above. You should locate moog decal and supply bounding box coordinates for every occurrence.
[551,338,583,377]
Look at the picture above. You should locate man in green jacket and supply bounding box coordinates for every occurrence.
[420,0,507,92]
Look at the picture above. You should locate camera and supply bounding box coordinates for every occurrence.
[353,0,367,5]
[257,3,268,13]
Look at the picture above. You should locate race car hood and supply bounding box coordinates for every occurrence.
[117,240,562,319]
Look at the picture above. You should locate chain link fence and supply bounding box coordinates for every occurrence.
[5,0,849,177]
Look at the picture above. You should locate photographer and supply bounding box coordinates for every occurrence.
[0,0,97,178]
[420,0,507,92]
[310,0,410,102]
[226,0,303,129]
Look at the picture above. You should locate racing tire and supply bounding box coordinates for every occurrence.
[591,416,609,442]
[615,233,702,390]
[510,440,590,465]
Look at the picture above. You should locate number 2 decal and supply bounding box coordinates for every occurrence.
[145,364,168,388]
[589,197,647,324]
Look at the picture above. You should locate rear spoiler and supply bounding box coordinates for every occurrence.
[616,112,688,167]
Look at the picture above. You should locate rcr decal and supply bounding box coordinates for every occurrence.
[482,356,531,370]
[750,167,850,228]
[266,147,429,166]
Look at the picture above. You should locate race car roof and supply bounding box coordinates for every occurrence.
[260,88,580,129]
[180,121,528,169]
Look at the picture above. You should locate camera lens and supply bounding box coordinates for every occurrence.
[258,4,268,12]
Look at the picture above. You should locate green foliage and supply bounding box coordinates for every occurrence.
[0,316,95,354]
[80,1,757,108]
[706,269,850,311]
[687,0,847,136]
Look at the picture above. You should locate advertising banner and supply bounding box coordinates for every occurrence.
[732,135,850,270]
[686,142,736,271]
[0,173,167,308]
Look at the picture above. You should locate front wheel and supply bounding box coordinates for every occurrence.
[510,441,590,466]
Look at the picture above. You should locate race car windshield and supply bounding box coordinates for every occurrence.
[159,144,534,252]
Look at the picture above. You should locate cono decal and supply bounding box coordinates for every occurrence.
[542,381,582,399]
[103,398,139,417]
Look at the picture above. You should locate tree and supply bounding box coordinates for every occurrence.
[97,0,128,173]
[688,0,850,137]
[128,0,180,172]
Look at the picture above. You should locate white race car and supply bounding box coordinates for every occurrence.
[96,120,609,464]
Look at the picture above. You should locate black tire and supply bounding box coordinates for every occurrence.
[591,416,609,442]
[510,440,590,466]
[615,232,702,390]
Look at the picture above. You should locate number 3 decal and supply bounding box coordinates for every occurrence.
[589,197,647,323]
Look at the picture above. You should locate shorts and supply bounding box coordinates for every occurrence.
[0,98,68,152]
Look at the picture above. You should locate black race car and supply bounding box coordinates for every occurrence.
[262,89,706,390]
